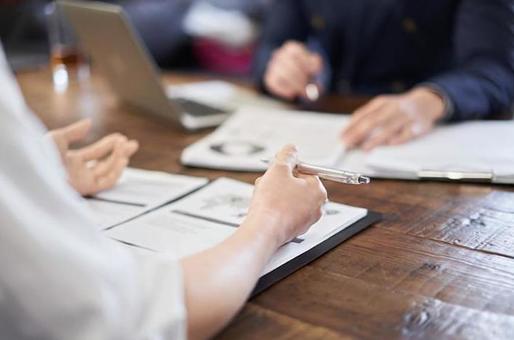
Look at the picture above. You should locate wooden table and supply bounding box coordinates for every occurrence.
[17,69,514,339]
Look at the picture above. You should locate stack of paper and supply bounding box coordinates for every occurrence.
[182,106,514,184]
[106,177,368,275]
[181,108,348,171]
[362,121,514,183]
[86,168,208,229]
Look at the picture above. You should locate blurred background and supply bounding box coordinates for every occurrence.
[0,0,272,75]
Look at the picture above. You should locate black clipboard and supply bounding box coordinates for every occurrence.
[251,211,381,297]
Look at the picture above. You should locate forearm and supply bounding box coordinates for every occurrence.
[426,0,514,121]
[427,60,514,121]
[181,214,280,340]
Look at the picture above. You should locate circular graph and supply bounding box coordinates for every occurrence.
[210,141,266,157]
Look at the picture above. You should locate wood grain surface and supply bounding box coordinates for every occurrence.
[16,68,514,339]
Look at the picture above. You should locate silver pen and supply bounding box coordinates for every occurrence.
[262,159,371,185]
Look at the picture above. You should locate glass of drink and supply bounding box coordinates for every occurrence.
[45,1,89,92]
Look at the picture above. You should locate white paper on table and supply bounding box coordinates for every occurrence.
[86,199,147,230]
[168,177,366,241]
[181,108,349,171]
[335,150,418,180]
[86,168,208,230]
[106,177,367,275]
[106,209,236,258]
[365,121,514,179]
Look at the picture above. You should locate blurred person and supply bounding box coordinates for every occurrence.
[255,0,514,150]
[0,0,272,74]
[124,0,272,74]
[0,43,327,339]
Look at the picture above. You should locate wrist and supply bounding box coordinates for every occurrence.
[407,87,446,122]
[242,209,286,250]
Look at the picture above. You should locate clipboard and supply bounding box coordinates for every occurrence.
[102,173,380,295]
[252,211,381,297]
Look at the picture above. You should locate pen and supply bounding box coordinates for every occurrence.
[304,82,320,102]
[262,159,371,185]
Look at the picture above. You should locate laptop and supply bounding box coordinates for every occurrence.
[59,0,232,130]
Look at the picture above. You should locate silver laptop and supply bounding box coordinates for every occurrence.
[59,0,232,130]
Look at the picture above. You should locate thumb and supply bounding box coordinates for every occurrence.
[60,119,92,143]
[270,144,298,174]
[308,53,323,75]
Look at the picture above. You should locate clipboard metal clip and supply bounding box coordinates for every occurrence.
[417,170,494,183]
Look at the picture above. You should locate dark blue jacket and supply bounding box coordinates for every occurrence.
[254,0,514,121]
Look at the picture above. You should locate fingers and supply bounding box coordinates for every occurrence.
[387,126,414,145]
[123,140,139,158]
[66,136,137,194]
[296,174,327,224]
[307,53,323,75]
[269,144,298,175]
[264,41,323,100]
[279,41,318,71]
[266,62,306,99]
[342,94,424,150]
[95,156,129,192]
[276,55,310,88]
[361,113,411,151]
[78,133,126,161]
[60,119,92,143]
[295,173,327,202]
[92,139,136,178]
[342,97,388,148]
[91,141,130,191]
[343,110,397,149]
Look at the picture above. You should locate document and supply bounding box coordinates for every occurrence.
[181,108,348,171]
[86,168,208,229]
[182,107,514,184]
[363,121,514,183]
[106,178,368,275]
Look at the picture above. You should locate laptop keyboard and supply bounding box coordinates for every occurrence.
[173,97,231,117]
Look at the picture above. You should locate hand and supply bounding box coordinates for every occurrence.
[245,145,327,247]
[264,41,323,100]
[341,87,446,151]
[48,119,139,196]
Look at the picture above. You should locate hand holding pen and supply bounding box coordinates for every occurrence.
[263,40,323,102]
[262,159,370,185]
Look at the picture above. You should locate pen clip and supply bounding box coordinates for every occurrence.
[317,173,369,185]
[261,159,370,185]
[417,169,493,182]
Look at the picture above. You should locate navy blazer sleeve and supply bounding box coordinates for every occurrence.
[252,0,310,91]
[427,0,514,121]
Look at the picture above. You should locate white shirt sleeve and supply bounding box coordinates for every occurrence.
[0,47,187,340]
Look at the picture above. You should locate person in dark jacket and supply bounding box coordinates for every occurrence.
[254,0,514,150]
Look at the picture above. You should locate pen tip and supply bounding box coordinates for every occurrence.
[359,176,371,184]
